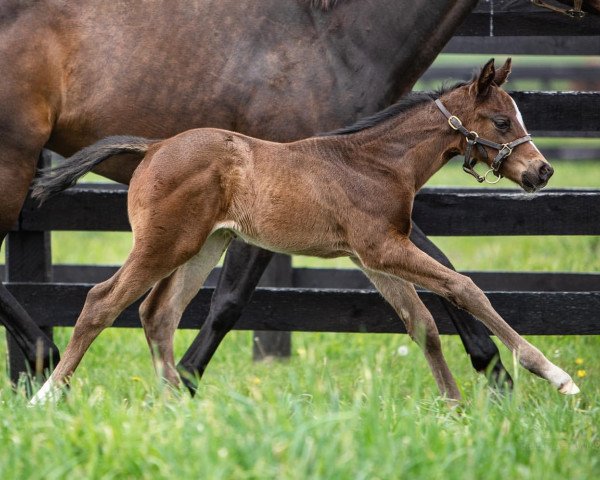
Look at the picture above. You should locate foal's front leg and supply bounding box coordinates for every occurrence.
[410,223,511,388]
[359,236,579,394]
[358,267,461,401]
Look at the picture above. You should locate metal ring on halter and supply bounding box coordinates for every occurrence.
[483,169,502,184]
[466,130,479,141]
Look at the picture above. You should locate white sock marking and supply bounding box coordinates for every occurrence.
[29,377,62,406]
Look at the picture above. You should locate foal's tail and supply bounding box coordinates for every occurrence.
[32,135,156,204]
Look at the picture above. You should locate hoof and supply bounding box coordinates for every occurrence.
[176,363,200,397]
[558,379,580,395]
[29,378,62,406]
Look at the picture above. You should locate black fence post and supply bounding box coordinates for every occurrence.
[5,151,53,385]
[252,253,292,360]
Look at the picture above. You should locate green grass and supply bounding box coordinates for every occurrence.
[415,54,600,92]
[0,329,598,479]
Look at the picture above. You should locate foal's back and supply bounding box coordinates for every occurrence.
[130,128,406,259]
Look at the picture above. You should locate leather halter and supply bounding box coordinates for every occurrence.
[435,99,532,184]
[531,0,585,19]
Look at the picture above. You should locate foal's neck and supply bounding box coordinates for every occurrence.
[326,96,461,192]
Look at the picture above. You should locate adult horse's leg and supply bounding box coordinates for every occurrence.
[0,147,60,381]
[177,240,274,394]
[139,232,232,386]
[409,223,512,388]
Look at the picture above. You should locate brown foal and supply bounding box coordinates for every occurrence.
[30,59,578,404]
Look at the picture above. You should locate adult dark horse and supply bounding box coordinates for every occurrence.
[0,0,513,388]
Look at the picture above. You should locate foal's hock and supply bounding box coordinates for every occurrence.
[30,59,578,405]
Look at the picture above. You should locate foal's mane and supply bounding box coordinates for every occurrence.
[320,81,468,137]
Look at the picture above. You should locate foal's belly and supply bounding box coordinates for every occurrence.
[211,220,351,259]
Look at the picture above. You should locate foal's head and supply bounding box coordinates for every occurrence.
[441,58,553,192]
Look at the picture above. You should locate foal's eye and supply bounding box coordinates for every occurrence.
[493,118,510,131]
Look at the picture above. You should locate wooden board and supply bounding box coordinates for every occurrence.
[444,36,600,55]
[459,1,600,37]
[2,266,597,293]
[18,187,600,236]
[6,283,600,335]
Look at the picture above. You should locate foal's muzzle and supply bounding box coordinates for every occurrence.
[521,162,554,192]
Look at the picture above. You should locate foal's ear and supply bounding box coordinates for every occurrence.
[494,58,512,87]
[475,58,496,98]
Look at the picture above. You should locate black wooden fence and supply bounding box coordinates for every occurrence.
[4,1,600,380]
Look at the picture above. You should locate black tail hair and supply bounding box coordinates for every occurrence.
[32,135,156,204]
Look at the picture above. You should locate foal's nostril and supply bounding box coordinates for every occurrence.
[539,163,554,182]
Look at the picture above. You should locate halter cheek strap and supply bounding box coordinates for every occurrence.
[435,99,531,184]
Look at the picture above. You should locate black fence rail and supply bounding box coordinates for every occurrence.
[5,283,600,336]
[14,186,600,236]
[446,0,600,54]
[457,1,600,37]
[7,186,600,340]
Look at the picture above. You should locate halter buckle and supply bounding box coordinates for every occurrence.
[499,144,513,157]
[447,116,462,130]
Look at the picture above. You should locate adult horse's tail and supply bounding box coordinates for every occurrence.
[32,136,155,204]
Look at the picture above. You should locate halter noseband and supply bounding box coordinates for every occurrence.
[435,99,531,184]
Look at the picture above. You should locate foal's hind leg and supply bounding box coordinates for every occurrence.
[177,241,274,394]
[29,214,214,406]
[359,267,461,401]
[139,231,232,386]
[410,223,512,389]
[29,248,188,404]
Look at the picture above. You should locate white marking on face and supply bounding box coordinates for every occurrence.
[510,97,525,129]
[510,97,543,155]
